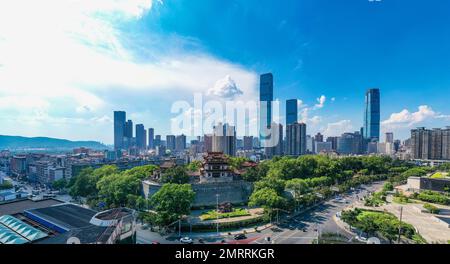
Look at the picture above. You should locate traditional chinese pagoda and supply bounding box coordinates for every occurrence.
[200,152,233,183]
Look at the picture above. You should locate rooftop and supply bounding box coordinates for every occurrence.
[25,204,97,230]
[0,198,63,216]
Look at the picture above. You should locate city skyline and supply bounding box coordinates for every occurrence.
[1,0,450,144]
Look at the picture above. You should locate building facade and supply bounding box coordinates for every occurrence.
[259,73,273,142]
[363,88,380,141]
[286,122,307,156]
[113,111,126,150]
[286,99,298,126]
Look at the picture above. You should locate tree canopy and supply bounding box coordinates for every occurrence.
[149,183,195,226]
[68,164,157,209]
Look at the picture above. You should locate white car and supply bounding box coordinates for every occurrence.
[180,237,193,244]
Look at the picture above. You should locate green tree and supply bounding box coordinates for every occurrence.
[383,182,394,192]
[254,177,286,194]
[228,156,250,170]
[0,181,13,190]
[52,178,67,191]
[248,187,287,210]
[149,183,195,226]
[96,165,157,208]
[285,178,309,199]
[160,166,190,184]
[186,161,201,172]
[68,167,97,197]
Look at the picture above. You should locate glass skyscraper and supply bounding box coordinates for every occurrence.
[113,111,126,150]
[259,73,273,142]
[363,88,380,141]
[286,99,298,126]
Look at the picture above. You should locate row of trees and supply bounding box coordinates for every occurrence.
[246,155,414,212]
[67,165,157,210]
[65,164,196,226]
[341,208,417,243]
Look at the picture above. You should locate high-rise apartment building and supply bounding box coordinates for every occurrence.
[314,133,324,143]
[385,132,394,143]
[114,111,126,150]
[326,137,339,151]
[154,135,161,148]
[443,127,450,160]
[286,122,307,156]
[337,132,363,155]
[175,134,187,152]
[363,88,380,141]
[148,128,154,149]
[204,134,213,153]
[243,136,254,151]
[135,124,147,150]
[124,120,133,138]
[212,123,236,156]
[265,123,283,158]
[411,127,450,160]
[166,135,176,151]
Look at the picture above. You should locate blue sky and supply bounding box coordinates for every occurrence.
[0,0,449,144]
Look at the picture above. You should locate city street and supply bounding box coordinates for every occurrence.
[136,181,385,244]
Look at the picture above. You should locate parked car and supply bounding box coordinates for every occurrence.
[180,237,193,244]
[234,234,247,240]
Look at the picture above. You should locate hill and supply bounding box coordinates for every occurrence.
[0,135,108,151]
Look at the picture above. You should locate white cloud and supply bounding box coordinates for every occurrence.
[314,95,326,109]
[207,75,244,99]
[0,0,258,142]
[323,120,353,137]
[382,105,449,129]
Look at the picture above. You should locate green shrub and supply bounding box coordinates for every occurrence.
[200,208,251,221]
[416,191,450,205]
[423,203,440,214]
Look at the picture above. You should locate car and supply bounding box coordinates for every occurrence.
[288,225,296,230]
[180,237,193,244]
[302,228,307,232]
[234,234,247,240]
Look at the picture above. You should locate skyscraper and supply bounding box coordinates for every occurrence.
[286,99,298,126]
[135,124,146,150]
[314,133,324,143]
[286,122,307,156]
[385,132,394,143]
[259,73,273,141]
[363,88,380,141]
[337,132,363,155]
[212,123,236,156]
[326,137,339,151]
[166,135,176,151]
[148,128,154,149]
[204,134,213,153]
[175,134,187,152]
[113,111,126,150]
[243,136,253,151]
[442,127,450,160]
[265,123,283,158]
[154,135,161,148]
[124,120,133,138]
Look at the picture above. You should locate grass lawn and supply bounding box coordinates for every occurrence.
[200,208,251,221]
[393,196,410,204]
[430,172,448,179]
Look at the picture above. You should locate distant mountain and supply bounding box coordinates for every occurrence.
[0,135,108,151]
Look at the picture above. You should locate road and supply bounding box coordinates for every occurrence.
[136,181,385,244]
[249,181,384,244]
